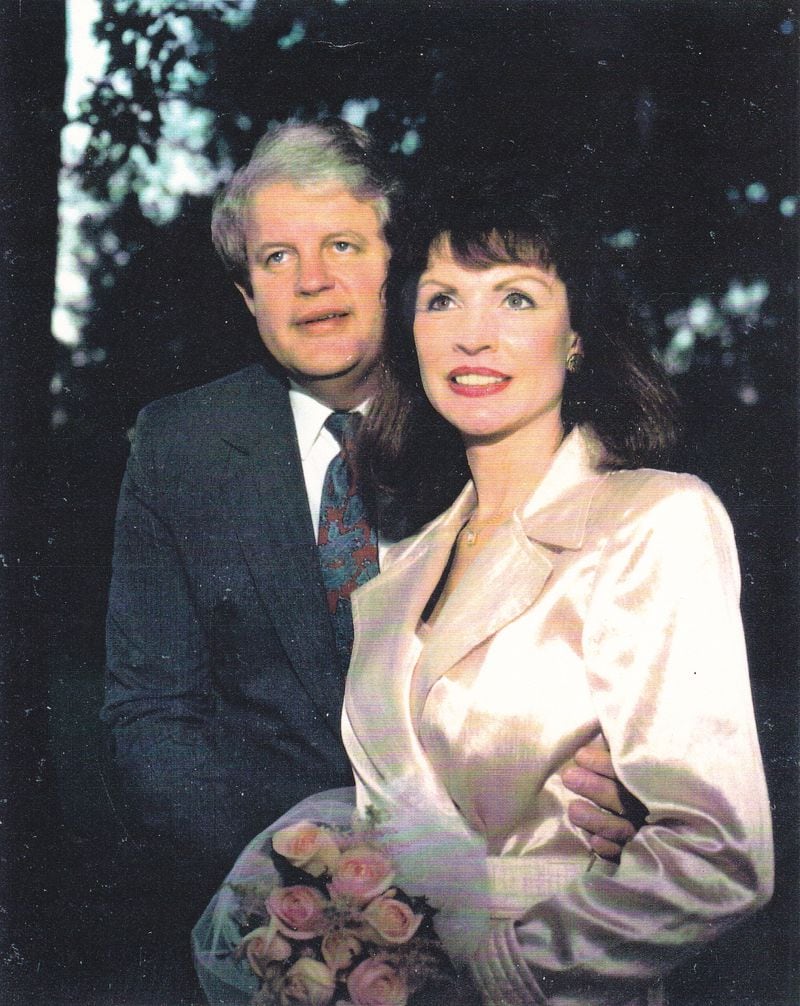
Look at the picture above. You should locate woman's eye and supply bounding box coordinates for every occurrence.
[427,292,455,311]
[505,291,534,309]
[265,250,288,266]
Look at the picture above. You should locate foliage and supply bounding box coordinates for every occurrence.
[56,0,796,430]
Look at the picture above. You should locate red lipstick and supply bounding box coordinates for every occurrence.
[447,366,511,397]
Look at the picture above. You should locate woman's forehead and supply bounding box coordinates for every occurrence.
[427,229,553,270]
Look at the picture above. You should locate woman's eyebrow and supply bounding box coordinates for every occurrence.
[417,277,456,291]
[494,272,554,292]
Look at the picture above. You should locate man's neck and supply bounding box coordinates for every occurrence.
[295,370,380,412]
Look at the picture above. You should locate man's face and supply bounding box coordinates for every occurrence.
[237,181,389,407]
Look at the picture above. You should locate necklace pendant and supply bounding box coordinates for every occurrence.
[462,526,477,545]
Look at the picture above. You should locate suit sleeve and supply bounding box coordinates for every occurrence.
[101,407,242,875]
[469,477,773,1004]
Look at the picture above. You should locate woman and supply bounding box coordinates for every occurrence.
[194,183,772,1005]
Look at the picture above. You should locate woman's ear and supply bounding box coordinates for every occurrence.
[569,331,583,357]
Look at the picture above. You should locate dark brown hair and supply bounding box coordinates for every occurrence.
[359,179,680,539]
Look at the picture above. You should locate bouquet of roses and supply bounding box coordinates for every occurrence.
[227,814,464,1006]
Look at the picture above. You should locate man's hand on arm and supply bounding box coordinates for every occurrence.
[560,736,646,863]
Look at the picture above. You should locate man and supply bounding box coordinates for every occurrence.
[101,121,635,924]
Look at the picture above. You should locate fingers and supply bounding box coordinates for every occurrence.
[561,763,626,816]
[588,835,626,864]
[573,740,615,780]
[567,799,636,864]
[567,799,637,844]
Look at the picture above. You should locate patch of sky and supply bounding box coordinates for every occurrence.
[400,128,420,156]
[135,34,151,69]
[340,98,380,128]
[167,13,195,46]
[722,279,769,316]
[604,228,639,250]
[221,0,257,27]
[779,196,797,217]
[745,181,768,203]
[686,298,716,335]
[779,18,794,35]
[662,327,696,375]
[278,20,306,50]
[738,384,759,406]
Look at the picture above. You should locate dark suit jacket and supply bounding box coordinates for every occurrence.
[102,364,353,887]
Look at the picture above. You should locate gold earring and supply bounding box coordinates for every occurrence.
[566,353,583,375]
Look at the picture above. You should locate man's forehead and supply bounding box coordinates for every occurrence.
[247,179,385,229]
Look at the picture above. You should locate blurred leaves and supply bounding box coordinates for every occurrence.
[57,1,795,430]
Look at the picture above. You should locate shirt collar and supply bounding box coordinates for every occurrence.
[288,382,371,461]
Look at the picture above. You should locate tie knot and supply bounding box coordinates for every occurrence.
[325,411,360,448]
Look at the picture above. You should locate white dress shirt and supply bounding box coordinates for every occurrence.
[288,384,388,554]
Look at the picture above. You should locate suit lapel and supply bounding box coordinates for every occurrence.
[346,489,473,785]
[218,368,344,722]
[348,426,609,767]
[412,519,555,705]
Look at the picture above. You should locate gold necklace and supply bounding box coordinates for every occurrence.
[460,522,478,546]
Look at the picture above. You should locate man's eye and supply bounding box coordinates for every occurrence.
[505,291,534,309]
[332,240,355,253]
[427,293,455,311]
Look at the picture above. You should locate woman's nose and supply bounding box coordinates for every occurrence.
[455,307,496,354]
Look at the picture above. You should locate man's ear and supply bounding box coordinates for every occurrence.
[235,282,256,317]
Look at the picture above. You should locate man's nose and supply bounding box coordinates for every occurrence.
[295,252,334,295]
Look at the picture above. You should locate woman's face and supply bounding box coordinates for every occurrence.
[413,238,580,444]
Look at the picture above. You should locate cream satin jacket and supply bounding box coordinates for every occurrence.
[343,426,773,1006]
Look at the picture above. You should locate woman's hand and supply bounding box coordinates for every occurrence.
[560,737,645,863]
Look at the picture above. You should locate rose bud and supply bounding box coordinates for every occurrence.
[240,924,292,977]
[273,821,342,877]
[362,895,423,945]
[328,844,394,906]
[321,929,362,972]
[268,885,328,940]
[278,958,337,1006]
[347,957,408,1006]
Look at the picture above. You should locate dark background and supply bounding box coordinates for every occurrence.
[1,2,797,1003]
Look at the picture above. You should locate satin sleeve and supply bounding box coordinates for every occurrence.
[469,476,773,1004]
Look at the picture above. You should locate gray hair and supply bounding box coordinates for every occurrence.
[211,119,399,290]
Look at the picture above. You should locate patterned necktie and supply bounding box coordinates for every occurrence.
[317,411,379,674]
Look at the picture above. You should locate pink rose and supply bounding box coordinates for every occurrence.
[346,957,408,1006]
[321,929,362,972]
[268,885,328,939]
[240,924,292,977]
[278,958,336,1006]
[362,895,423,945]
[273,821,342,877]
[328,844,394,906]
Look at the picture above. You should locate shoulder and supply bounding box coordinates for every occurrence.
[128,364,293,478]
[137,364,287,430]
[591,466,738,566]
[132,364,291,458]
[600,467,730,523]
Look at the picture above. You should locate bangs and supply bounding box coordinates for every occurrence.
[431,227,555,272]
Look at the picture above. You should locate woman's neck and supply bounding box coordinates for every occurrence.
[464,416,565,529]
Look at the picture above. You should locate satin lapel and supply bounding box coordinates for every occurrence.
[346,489,474,784]
[220,374,343,722]
[412,516,554,705]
